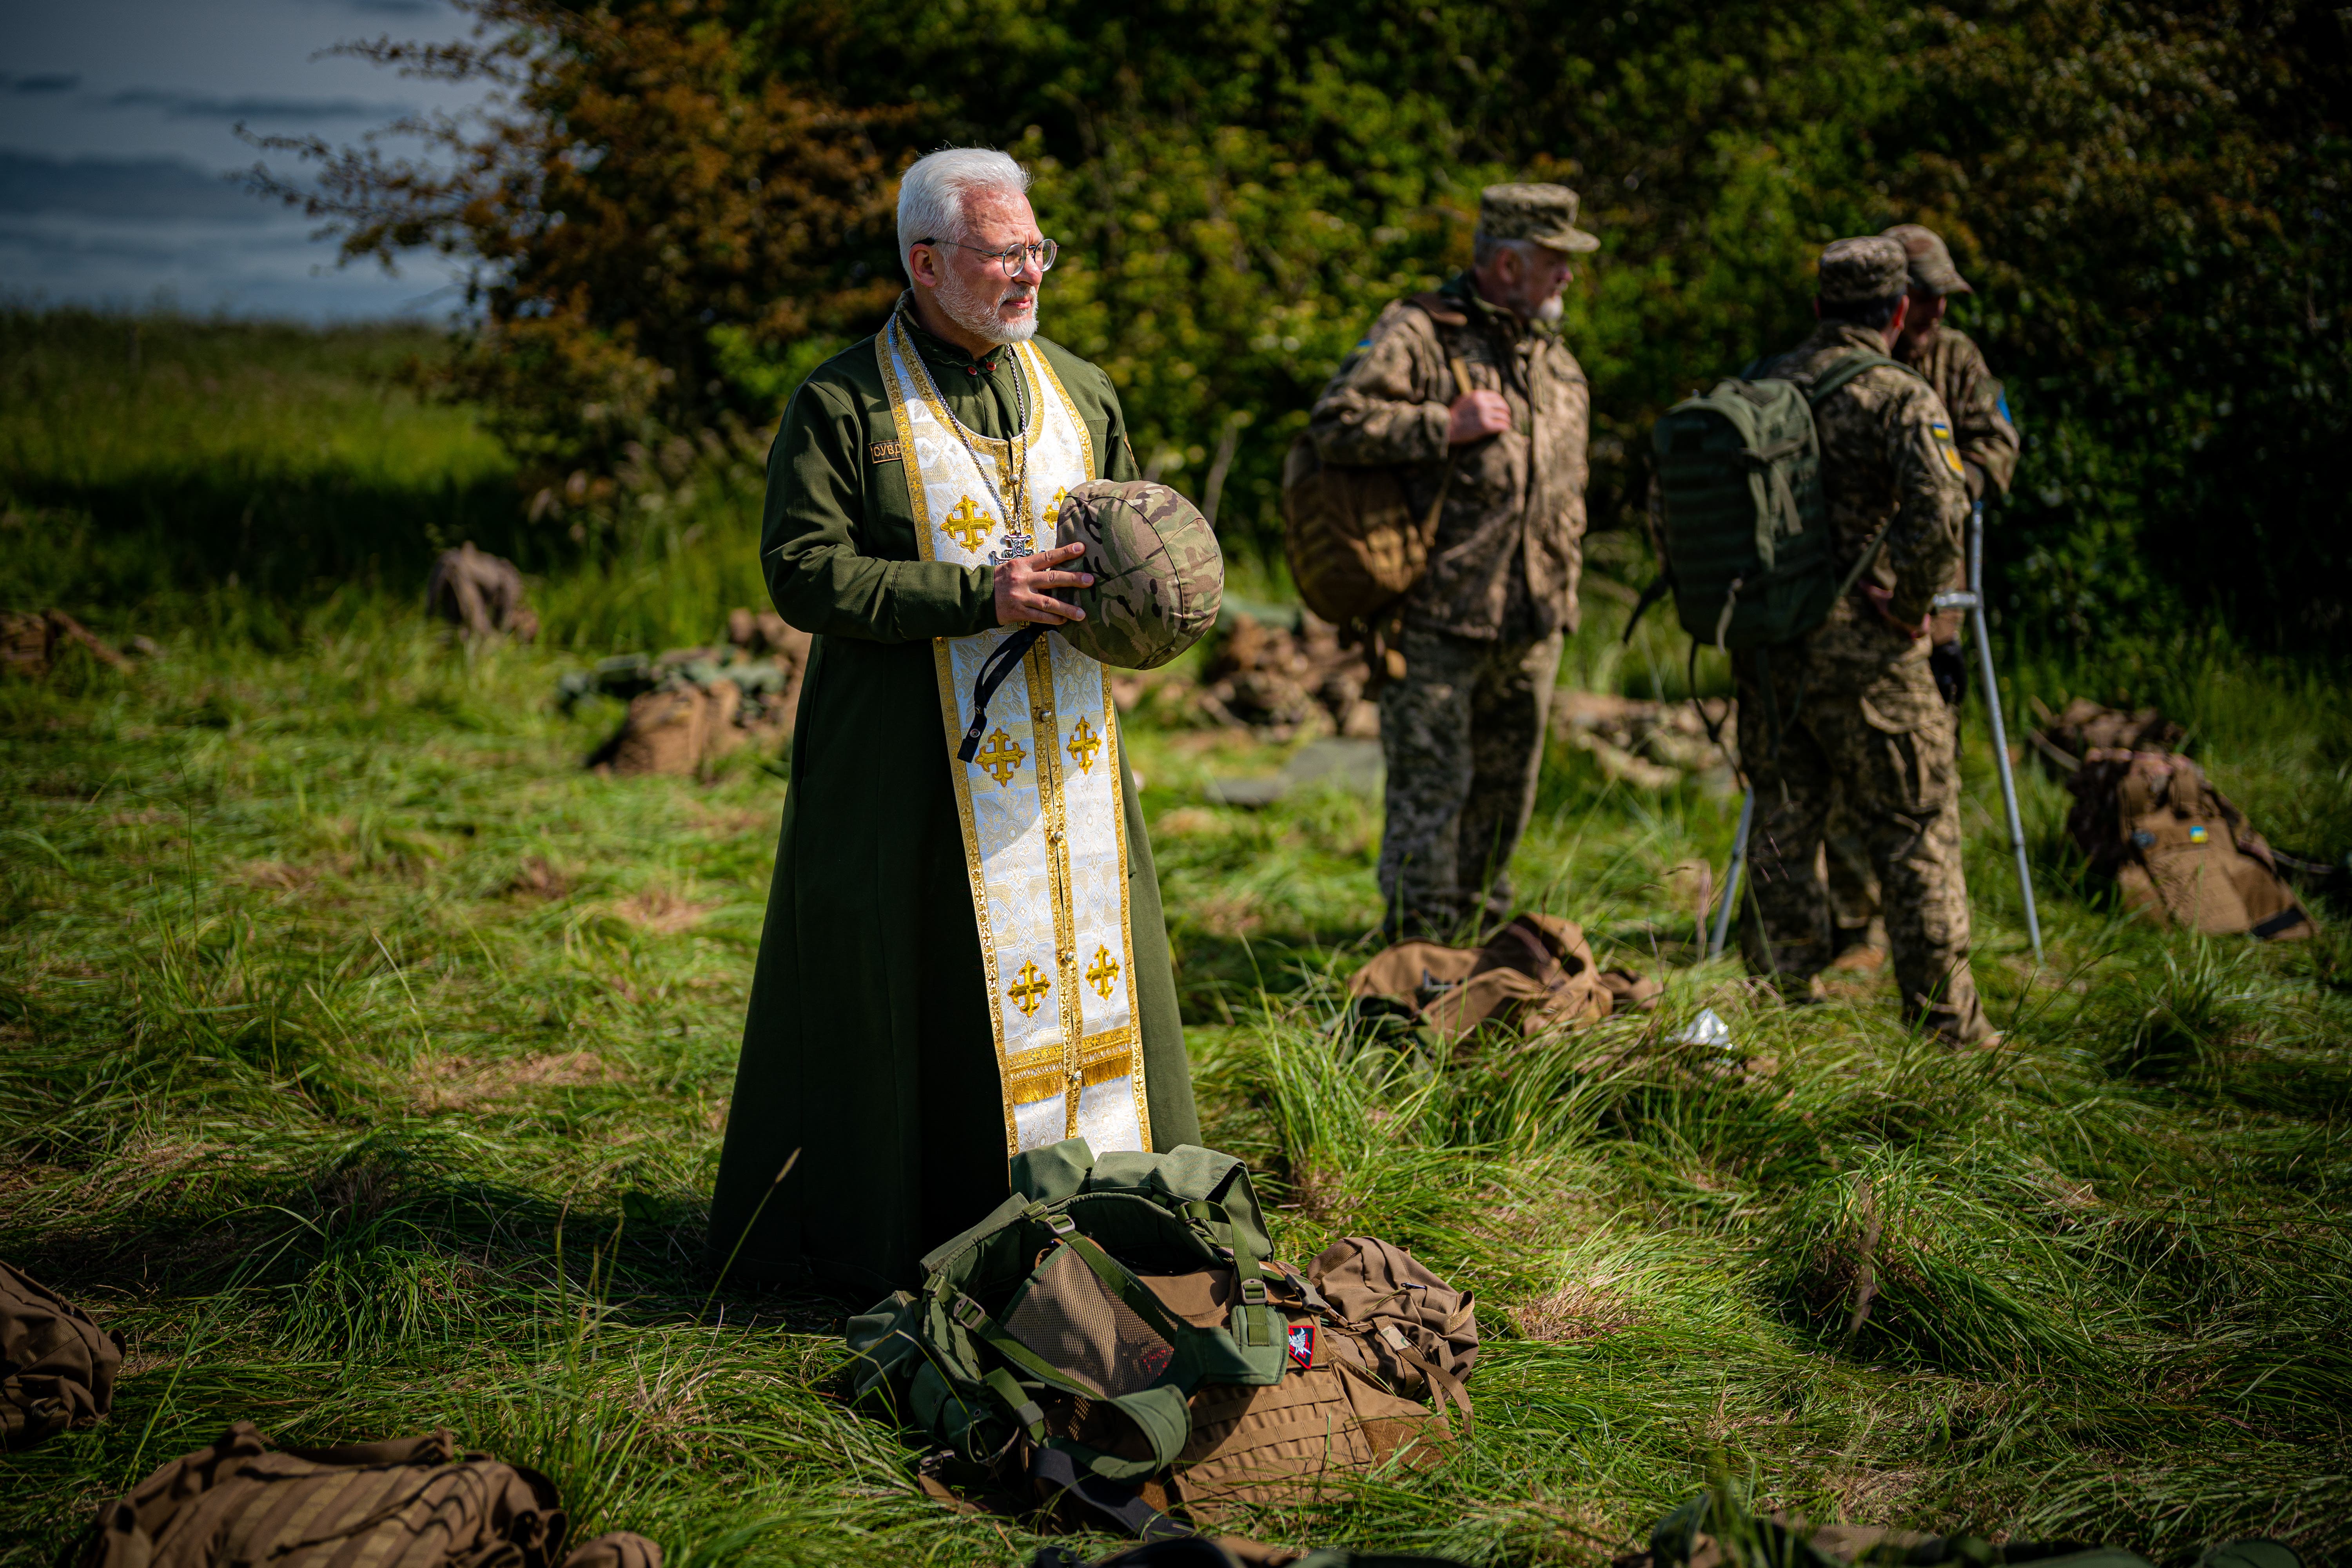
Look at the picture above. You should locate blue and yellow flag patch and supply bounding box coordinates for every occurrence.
[1929,419,1965,479]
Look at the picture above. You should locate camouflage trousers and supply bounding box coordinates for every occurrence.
[1377,626,1563,939]
[1822,639,1966,952]
[1734,636,1991,1044]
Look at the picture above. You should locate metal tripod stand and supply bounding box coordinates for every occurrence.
[1707,500,2043,962]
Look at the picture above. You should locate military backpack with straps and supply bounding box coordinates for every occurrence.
[1279,294,1470,627]
[1635,351,1921,659]
[846,1139,1460,1538]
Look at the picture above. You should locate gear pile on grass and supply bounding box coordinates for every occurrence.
[563,609,811,778]
[1553,690,1739,793]
[1123,610,1379,740]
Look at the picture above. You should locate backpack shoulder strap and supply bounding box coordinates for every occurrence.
[1407,290,1469,328]
[1804,350,1920,405]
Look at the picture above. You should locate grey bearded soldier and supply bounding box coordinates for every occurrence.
[1740,236,1993,1046]
[707,148,1199,1294]
[1308,183,1599,937]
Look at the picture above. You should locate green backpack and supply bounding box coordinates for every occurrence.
[1639,351,1915,656]
[845,1139,1291,1537]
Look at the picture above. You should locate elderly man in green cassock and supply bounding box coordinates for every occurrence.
[706,147,1200,1295]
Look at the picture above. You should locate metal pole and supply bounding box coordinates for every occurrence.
[1710,787,1754,959]
[1965,498,2043,963]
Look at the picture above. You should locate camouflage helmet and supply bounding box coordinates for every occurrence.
[1052,479,1223,670]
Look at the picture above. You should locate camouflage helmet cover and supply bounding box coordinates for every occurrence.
[1817,236,1909,304]
[1880,223,1975,296]
[1052,479,1224,671]
[1477,182,1601,255]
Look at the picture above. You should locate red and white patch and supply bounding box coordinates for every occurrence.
[1286,1322,1316,1370]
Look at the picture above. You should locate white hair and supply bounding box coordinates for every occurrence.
[897,147,1033,278]
[1472,232,1546,268]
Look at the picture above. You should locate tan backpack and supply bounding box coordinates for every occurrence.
[2,1260,124,1449]
[1304,1238,1479,1432]
[83,1421,661,1568]
[1280,295,1469,626]
[2065,750,2312,940]
[1348,913,1661,1042]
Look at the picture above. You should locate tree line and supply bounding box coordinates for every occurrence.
[260,0,2351,649]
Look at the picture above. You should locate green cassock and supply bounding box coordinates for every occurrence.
[707,301,1200,1295]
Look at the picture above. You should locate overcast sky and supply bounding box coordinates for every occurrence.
[1,0,496,321]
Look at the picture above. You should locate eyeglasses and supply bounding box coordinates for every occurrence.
[916,237,1059,277]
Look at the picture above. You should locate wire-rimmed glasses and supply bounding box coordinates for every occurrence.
[917,238,1059,277]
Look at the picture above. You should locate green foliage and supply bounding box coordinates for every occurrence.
[272,0,2347,645]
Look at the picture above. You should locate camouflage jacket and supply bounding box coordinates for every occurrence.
[1755,321,1970,677]
[1307,272,1590,642]
[1897,325,2018,500]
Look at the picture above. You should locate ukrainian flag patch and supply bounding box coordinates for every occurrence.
[1929,419,1965,478]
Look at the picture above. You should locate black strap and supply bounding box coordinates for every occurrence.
[1621,575,1672,644]
[955,624,1047,763]
[2251,906,2309,939]
[1026,1445,1194,1541]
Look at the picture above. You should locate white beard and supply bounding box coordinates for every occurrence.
[938,267,1040,345]
[1532,294,1564,324]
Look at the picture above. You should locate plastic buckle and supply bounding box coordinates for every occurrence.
[1239,1277,1269,1305]
[951,1294,991,1330]
[1044,1212,1078,1237]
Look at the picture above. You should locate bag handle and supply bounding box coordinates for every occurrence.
[1025,1445,1195,1542]
[955,624,1047,763]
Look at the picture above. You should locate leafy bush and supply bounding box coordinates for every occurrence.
[248,0,2349,648]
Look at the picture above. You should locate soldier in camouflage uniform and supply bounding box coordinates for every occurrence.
[1307,184,1599,936]
[1821,225,2023,965]
[1886,224,2021,681]
[1740,236,1992,1045]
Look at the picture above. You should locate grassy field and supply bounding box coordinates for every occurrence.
[3,313,2350,1566]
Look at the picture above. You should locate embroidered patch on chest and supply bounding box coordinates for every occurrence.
[869,439,903,465]
[2189,824,2210,844]
[1286,1321,1316,1370]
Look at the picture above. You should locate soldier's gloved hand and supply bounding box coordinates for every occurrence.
[995,541,1093,626]
[1963,461,1988,503]
[1446,389,1512,445]
[1861,583,1930,642]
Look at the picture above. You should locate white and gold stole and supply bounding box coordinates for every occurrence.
[875,315,1152,1159]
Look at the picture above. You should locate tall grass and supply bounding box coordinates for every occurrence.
[4,311,2349,1564]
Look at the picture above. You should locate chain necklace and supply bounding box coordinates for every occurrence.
[906,313,1035,563]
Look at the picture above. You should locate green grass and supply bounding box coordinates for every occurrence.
[3,313,2349,1566]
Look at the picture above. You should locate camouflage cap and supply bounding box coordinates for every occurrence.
[1052,479,1223,671]
[1817,236,1909,304]
[1880,223,1975,296]
[1477,183,1601,255]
